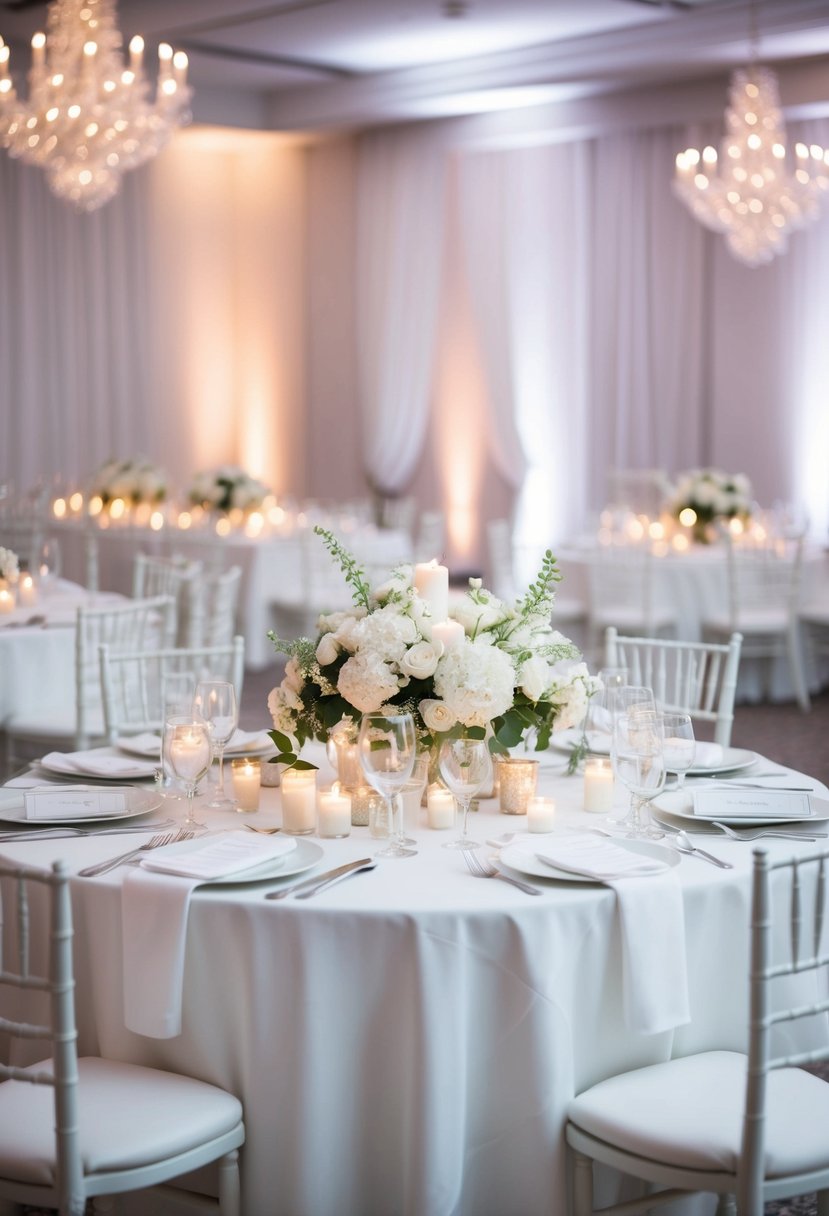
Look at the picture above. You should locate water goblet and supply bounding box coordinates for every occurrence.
[660,712,696,790]
[36,537,61,591]
[611,710,666,840]
[358,712,417,858]
[438,734,492,851]
[163,715,211,830]
[193,680,238,810]
[605,686,656,827]
[584,666,629,750]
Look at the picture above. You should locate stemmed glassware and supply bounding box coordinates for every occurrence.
[36,537,61,591]
[660,712,697,790]
[358,712,417,858]
[157,672,196,798]
[611,710,667,839]
[163,715,211,830]
[193,680,238,810]
[584,666,629,749]
[438,734,492,851]
[606,686,656,827]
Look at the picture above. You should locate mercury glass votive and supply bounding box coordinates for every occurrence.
[496,757,539,815]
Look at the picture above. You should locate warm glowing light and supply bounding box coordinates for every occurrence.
[177,511,192,530]
[52,497,67,518]
[728,517,745,536]
[68,491,83,512]
[109,497,126,519]
[672,534,690,552]
[244,511,264,537]
[88,495,103,516]
[648,520,665,540]
[216,516,231,537]
[678,507,697,527]
[150,510,164,531]
[626,518,645,541]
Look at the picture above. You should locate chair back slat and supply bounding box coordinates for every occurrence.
[99,636,245,742]
[605,627,743,746]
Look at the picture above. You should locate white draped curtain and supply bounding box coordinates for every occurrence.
[355,126,447,495]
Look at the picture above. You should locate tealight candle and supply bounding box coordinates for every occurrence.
[281,768,317,835]
[497,757,539,815]
[527,796,557,833]
[318,788,352,839]
[583,757,615,813]
[231,757,261,812]
[0,586,13,614]
[414,559,449,623]
[16,573,37,608]
[426,786,455,830]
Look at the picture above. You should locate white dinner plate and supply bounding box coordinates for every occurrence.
[39,747,158,781]
[549,732,759,776]
[499,837,679,883]
[0,786,163,826]
[652,788,829,828]
[117,730,273,759]
[149,835,324,885]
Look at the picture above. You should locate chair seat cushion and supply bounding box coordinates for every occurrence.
[0,1057,244,1186]
[568,1051,829,1179]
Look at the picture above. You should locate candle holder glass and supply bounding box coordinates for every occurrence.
[496,757,539,815]
[231,757,261,812]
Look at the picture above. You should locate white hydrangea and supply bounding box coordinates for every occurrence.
[338,651,402,713]
[433,639,515,728]
[546,661,603,732]
[0,546,19,581]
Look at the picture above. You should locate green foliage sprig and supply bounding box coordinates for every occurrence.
[266,729,318,773]
[516,549,562,618]
[313,525,372,611]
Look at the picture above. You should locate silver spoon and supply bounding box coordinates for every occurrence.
[674,830,733,869]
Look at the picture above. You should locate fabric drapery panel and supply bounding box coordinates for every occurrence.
[355,126,447,495]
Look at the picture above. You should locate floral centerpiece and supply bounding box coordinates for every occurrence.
[87,457,167,506]
[669,468,752,543]
[0,546,19,583]
[266,528,600,773]
[188,465,270,514]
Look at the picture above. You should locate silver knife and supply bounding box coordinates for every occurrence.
[265,857,375,901]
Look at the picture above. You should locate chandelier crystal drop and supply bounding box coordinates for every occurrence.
[0,0,191,212]
[674,66,829,267]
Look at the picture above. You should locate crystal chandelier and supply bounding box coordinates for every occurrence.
[0,0,191,212]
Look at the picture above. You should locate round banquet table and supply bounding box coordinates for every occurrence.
[2,748,828,1216]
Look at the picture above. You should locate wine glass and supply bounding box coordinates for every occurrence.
[438,734,492,851]
[584,666,628,750]
[36,537,61,591]
[660,712,697,790]
[358,712,417,858]
[163,715,211,829]
[611,710,666,839]
[193,680,238,810]
[157,672,196,797]
[605,686,656,827]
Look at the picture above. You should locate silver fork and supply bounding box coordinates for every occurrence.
[463,849,541,895]
[77,828,191,877]
[711,820,825,843]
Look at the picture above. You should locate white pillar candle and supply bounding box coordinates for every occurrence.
[527,796,557,833]
[281,769,317,835]
[432,619,464,652]
[231,758,261,812]
[426,787,455,830]
[583,758,615,813]
[414,560,449,623]
[318,788,352,838]
[0,586,14,614]
[16,573,37,608]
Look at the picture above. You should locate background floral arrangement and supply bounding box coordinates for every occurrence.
[669,468,753,534]
[0,546,19,581]
[267,528,600,765]
[88,457,167,506]
[188,465,270,513]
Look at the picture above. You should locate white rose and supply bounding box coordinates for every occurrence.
[283,656,304,693]
[316,634,340,666]
[420,698,458,733]
[519,654,550,702]
[399,639,442,680]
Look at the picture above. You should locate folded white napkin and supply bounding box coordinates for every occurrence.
[121,832,297,1038]
[517,835,690,1035]
[692,742,725,769]
[42,749,156,779]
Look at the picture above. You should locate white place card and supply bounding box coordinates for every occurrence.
[693,789,812,820]
[24,787,129,820]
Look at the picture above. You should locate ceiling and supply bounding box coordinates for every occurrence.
[1,0,828,132]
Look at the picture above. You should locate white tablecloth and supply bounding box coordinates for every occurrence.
[52,520,411,669]
[2,752,828,1216]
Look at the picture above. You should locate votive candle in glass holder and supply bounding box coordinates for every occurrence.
[318,787,352,838]
[16,572,37,608]
[348,783,378,827]
[281,768,317,835]
[0,581,14,614]
[527,796,556,833]
[260,758,281,787]
[231,757,261,812]
[497,757,539,815]
[426,786,455,830]
[583,756,615,813]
